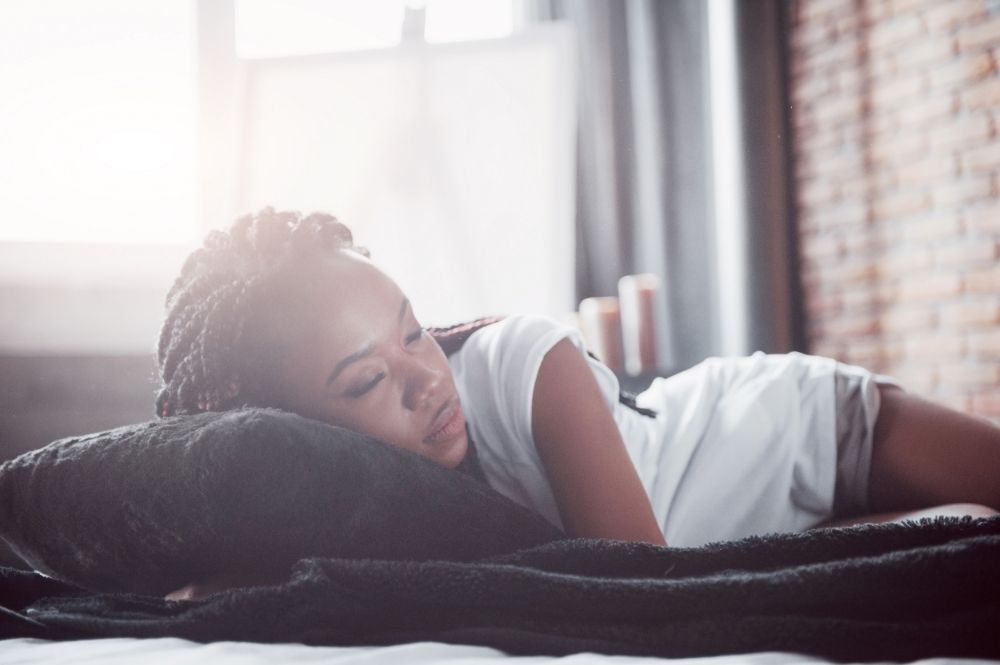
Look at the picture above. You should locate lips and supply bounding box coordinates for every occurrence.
[424,398,465,444]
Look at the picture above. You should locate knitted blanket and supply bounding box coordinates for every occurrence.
[3,515,998,661]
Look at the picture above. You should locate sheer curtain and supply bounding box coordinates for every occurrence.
[197,0,577,328]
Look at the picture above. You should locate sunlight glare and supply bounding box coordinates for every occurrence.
[0,0,197,245]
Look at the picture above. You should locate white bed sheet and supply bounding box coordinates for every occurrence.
[0,638,995,665]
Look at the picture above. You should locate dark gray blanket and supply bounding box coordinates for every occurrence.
[3,515,999,661]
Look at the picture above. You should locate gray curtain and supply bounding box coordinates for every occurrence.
[529,0,802,370]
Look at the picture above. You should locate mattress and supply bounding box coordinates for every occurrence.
[2,638,996,665]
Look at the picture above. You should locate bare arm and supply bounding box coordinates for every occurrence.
[531,338,667,546]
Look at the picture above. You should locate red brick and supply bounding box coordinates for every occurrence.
[877,281,899,305]
[940,298,1000,326]
[898,94,955,126]
[903,333,965,359]
[805,290,843,317]
[896,155,959,186]
[963,205,1000,234]
[971,394,1000,417]
[955,16,1000,53]
[879,246,933,275]
[928,114,993,153]
[872,71,926,106]
[928,53,995,91]
[870,132,928,163]
[801,233,845,261]
[960,77,1000,110]
[797,146,866,180]
[838,174,872,200]
[873,189,931,220]
[860,108,901,137]
[807,200,870,229]
[799,126,844,153]
[931,393,974,412]
[891,0,935,14]
[892,36,955,71]
[968,329,1000,356]
[802,37,862,71]
[813,94,865,125]
[810,339,845,360]
[934,240,999,268]
[867,165,899,195]
[792,104,818,135]
[902,212,963,242]
[799,0,853,24]
[897,272,963,301]
[792,72,835,104]
[823,313,881,337]
[868,52,899,83]
[960,142,1000,175]
[965,267,1000,293]
[939,362,1000,387]
[880,305,938,332]
[876,220,906,248]
[833,11,863,38]
[924,1,987,31]
[798,177,839,207]
[890,363,938,392]
[840,287,881,309]
[816,259,879,284]
[870,14,924,52]
[930,175,993,207]
[841,338,887,368]
[791,19,835,52]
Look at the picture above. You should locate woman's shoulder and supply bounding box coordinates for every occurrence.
[459,313,583,360]
[444,313,582,379]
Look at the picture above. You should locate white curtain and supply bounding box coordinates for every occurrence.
[200,1,578,327]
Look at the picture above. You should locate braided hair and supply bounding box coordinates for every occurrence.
[155,207,368,418]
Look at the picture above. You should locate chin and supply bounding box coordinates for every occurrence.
[437,434,469,470]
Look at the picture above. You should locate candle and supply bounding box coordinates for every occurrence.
[618,273,660,376]
[577,296,623,372]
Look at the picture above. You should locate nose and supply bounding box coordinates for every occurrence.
[402,356,445,412]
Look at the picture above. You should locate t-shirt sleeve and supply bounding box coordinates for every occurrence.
[451,314,621,458]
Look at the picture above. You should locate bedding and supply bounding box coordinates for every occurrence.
[0,407,562,596]
[1,516,998,660]
[0,638,994,665]
[1,321,997,662]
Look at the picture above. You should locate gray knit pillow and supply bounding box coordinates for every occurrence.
[0,408,563,596]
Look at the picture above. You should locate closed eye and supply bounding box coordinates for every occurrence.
[405,327,425,345]
[348,372,384,398]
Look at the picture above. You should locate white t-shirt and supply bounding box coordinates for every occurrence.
[446,314,840,546]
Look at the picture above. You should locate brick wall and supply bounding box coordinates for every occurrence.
[788,0,1000,421]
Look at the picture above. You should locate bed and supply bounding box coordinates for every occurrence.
[1,384,998,663]
[1,639,996,665]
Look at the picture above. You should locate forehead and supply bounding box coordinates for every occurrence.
[303,253,406,344]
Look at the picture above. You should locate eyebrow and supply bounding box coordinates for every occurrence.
[325,297,411,387]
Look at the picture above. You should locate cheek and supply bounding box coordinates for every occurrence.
[334,389,417,440]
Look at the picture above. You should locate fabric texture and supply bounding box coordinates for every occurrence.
[447,314,661,531]
[0,408,563,596]
[3,516,998,661]
[448,314,867,547]
[831,361,902,518]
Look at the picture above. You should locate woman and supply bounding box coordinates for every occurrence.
[156,208,999,580]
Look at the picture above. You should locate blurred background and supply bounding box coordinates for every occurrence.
[1,0,998,469]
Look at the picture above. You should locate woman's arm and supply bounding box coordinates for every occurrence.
[531,338,667,546]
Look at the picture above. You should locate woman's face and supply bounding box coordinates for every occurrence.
[266,251,469,469]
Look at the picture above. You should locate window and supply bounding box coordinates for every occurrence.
[0,0,198,245]
[228,4,575,328]
[0,0,574,354]
[234,0,516,58]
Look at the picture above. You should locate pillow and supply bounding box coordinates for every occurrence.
[0,408,564,596]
